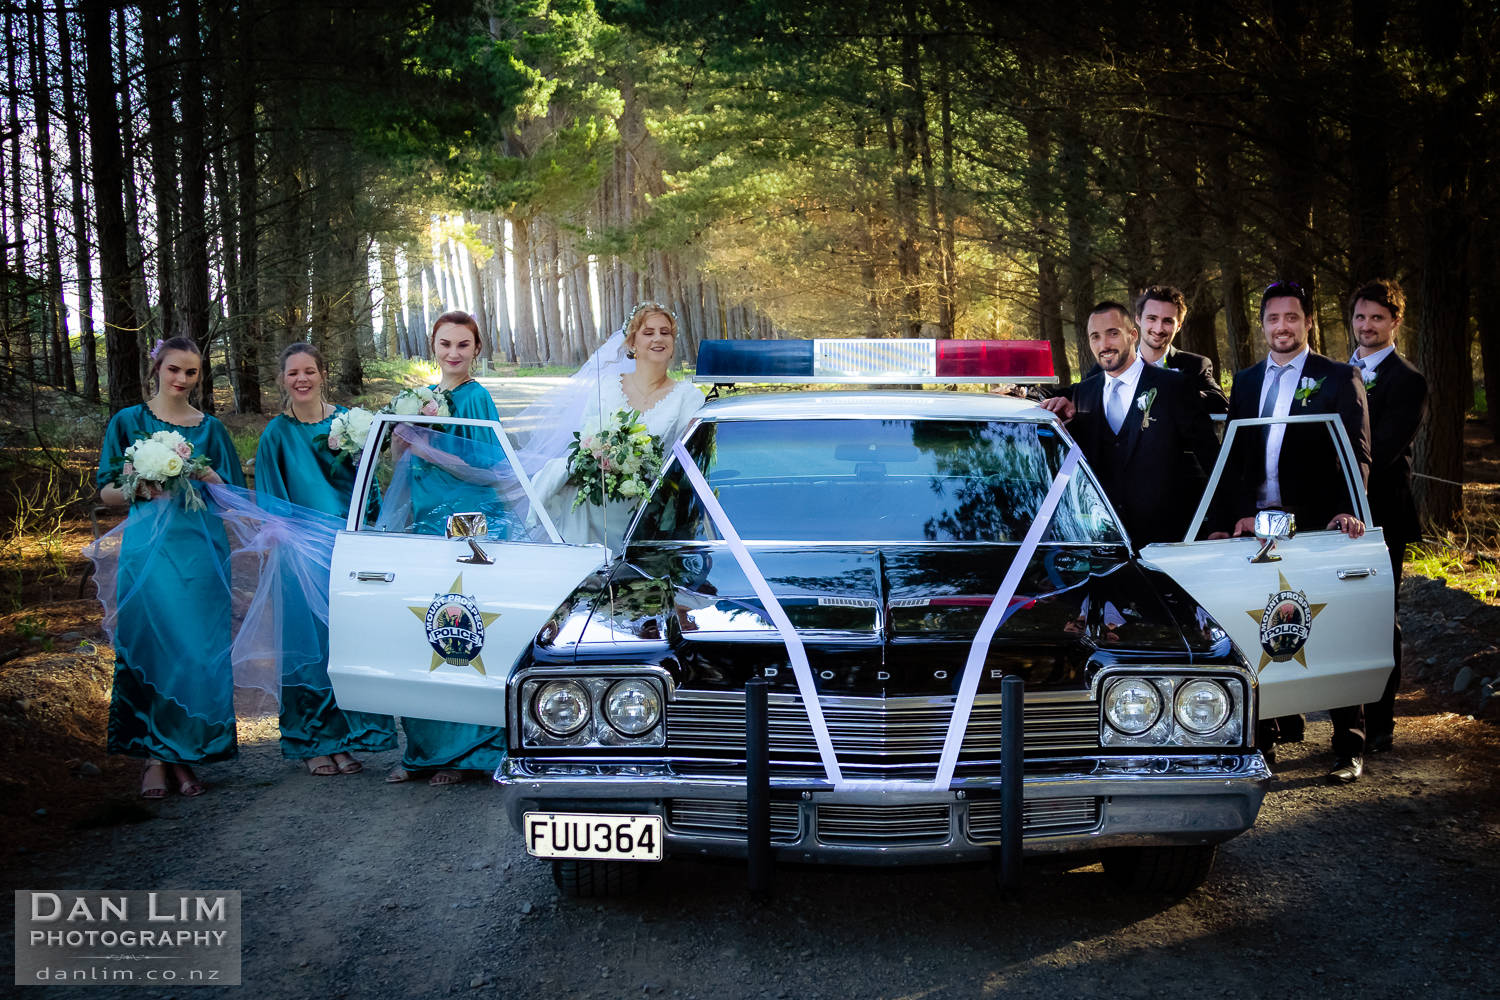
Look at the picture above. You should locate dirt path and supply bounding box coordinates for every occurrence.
[2,697,1496,1000]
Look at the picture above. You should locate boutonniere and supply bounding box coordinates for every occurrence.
[1135,387,1158,429]
[1293,376,1324,405]
[1361,370,1377,391]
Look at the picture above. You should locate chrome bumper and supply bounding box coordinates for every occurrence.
[495,754,1272,866]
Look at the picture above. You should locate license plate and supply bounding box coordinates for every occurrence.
[522,812,662,861]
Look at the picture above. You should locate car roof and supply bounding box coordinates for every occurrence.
[697,390,1058,423]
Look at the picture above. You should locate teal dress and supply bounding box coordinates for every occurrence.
[401,380,508,772]
[409,380,520,538]
[97,405,245,763]
[255,408,398,760]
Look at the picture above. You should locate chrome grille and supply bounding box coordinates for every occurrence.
[967,796,1100,840]
[667,798,799,841]
[816,803,950,845]
[666,691,1097,766]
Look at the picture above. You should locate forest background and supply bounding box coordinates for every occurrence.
[2,0,1498,532]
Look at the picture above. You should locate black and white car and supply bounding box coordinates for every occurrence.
[328,339,1393,896]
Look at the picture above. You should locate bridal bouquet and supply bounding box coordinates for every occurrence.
[382,386,452,418]
[565,409,664,511]
[114,429,213,511]
[327,407,376,465]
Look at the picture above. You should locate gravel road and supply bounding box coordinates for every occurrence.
[3,709,1496,1000]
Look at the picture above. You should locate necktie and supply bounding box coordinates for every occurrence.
[1106,377,1128,434]
[1260,363,1290,419]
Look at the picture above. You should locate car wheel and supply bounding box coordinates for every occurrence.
[551,859,644,898]
[1101,844,1217,895]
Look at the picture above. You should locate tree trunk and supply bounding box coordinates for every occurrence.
[85,0,143,410]
[57,2,98,401]
[1412,0,1476,531]
[1477,222,1500,443]
[6,3,32,381]
[1348,0,1393,285]
[232,0,262,412]
[510,216,538,364]
[1025,109,1068,383]
[894,23,922,333]
[490,218,515,361]
[1060,111,1094,374]
[116,8,153,387]
[141,0,178,339]
[177,0,212,409]
[31,0,75,391]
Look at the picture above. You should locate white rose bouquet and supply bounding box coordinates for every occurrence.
[327,406,376,465]
[382,386,452,419]
[114,430,213,511]
[565,409,664,511]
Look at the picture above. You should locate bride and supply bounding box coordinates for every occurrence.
[523,302,703,550]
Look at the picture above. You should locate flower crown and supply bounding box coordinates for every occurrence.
[627,301,677,329]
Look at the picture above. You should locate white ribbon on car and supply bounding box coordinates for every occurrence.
[670,439,1082,792]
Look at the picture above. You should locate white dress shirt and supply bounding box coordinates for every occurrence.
[1351,344,1395,383]
[1257,348,1311,510]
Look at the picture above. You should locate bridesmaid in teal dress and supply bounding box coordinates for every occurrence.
[387,311,509,787]
[255,341,398,776]
[96,337,244,799]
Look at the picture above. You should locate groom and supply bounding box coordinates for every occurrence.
[1041,301,1219,546]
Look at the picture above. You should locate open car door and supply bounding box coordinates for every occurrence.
[1137,413,1394,718]
[328,414,605,728]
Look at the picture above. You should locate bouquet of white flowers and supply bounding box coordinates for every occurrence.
[327,406,376,465]
[565,409,664,511]
[382,386,452,418]
[114,430,213,511]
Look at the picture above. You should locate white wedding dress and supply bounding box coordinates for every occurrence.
[530,375,704,551]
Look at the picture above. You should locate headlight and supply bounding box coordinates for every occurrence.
[534,680,590,737]
[604,679,662,736]
[1103,677,1162,735]
[1174,679,1231,734]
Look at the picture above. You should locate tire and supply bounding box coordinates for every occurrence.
[1101,844,1217,895]
[551,859,644,898]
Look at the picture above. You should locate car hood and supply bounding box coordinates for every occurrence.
[535,544,1233,696]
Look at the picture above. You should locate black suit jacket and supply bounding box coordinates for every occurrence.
[1363,351,1427,543]
[1069,364,1220,545]
[1217,352,1372,533]
[1058,347,1228,413]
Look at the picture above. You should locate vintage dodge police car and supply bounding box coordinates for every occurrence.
[328,339,1393,896]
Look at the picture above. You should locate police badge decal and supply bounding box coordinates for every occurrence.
[409,574,501,674]
[1244,571,1325,672]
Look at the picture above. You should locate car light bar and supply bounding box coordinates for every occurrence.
[693,339,1057,384]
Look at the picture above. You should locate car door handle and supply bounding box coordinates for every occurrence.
[354,571,395,583]
[1336,567,1376,580]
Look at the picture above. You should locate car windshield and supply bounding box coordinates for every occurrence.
[634,417,1123,544]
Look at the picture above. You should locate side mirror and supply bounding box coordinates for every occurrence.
[446,512,489,539]
[1249,509,1295,564]
[447,512,493,565]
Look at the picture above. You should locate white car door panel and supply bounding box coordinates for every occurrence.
[1140,412,1395,719]
[1139,531,1393,717]
[327,413,606,726]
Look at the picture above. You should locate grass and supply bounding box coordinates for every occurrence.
[1406,487,1500,603]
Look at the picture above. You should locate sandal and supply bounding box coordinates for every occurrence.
[332,752,363,775]
[385,766,418,784]
[428,769,464,787]
[306,755,339,777]
[140,760,169,800]
[171,763,205,797]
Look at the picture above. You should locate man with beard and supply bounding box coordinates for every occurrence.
[1041,301,1218,546]
[1348,278,1427,754]
[1210,280,1373,783]
[1052,286,1228,413]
